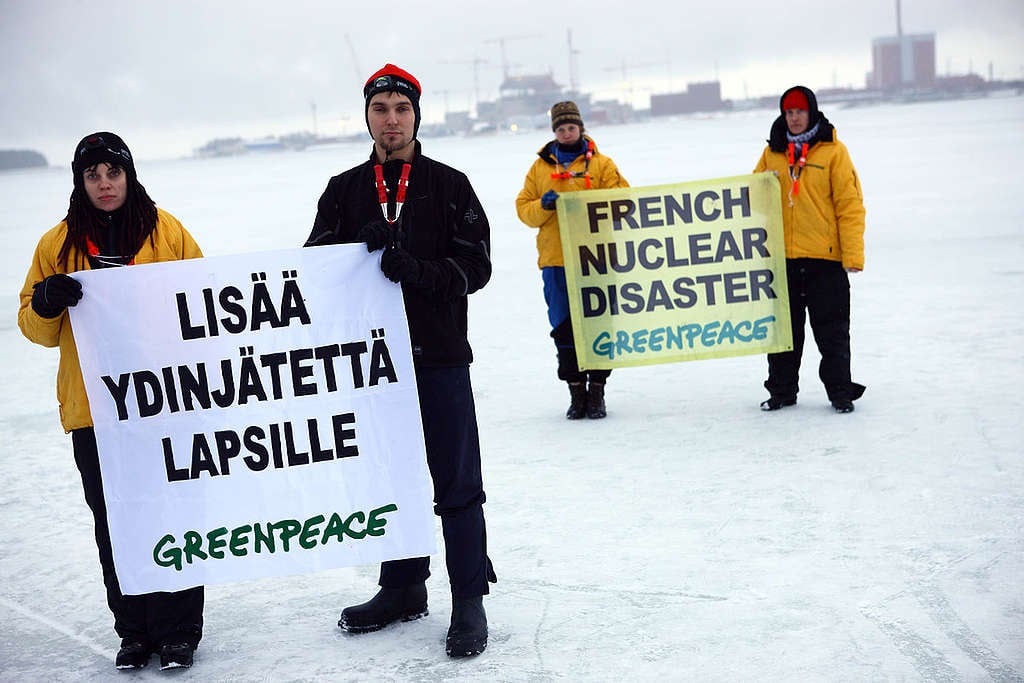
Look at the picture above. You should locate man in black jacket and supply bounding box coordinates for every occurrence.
[305,63,496,658]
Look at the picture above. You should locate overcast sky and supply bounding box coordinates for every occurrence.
[2,0,1022,163]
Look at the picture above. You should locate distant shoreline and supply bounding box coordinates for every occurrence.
[0,149,48,171]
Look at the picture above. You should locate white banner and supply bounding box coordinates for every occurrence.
[70,245,436,594]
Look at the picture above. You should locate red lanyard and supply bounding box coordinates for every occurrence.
[549,138,594,188]
[374,162,412,224]
[85,236,134,266]
[786,142,808,205]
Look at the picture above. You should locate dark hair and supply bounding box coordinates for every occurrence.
[58,162,158,270]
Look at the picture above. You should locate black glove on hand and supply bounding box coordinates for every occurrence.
[31,273,83,318]
[380,247,422,285]
[356,220,392,252]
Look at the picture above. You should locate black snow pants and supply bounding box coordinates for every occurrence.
[72,428,204,647]
[764,258,865,403]
[552,318,611,385]
[377,366,497,598]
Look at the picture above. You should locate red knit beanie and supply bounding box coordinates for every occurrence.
[363,63,422,138]
[782,89,809,111]
[363,64,421,101]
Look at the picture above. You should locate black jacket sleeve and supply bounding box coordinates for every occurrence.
[305,180,345,246]
[418,174,491,300]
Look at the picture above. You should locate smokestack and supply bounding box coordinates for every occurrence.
[896,0,903,39]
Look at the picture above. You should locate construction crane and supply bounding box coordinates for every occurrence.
[484,34,539,80]
[567,29,581,94]
[603,59,662,105]
[604,59,661,83]
[440,56,495,110]
[344,34,363,83]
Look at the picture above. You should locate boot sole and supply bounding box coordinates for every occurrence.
[446,637,488,658]
[115,646,152,669]
[760,398,797,411]
[115,661,149,670]
[159,659,193,671]
[339,607,429,634]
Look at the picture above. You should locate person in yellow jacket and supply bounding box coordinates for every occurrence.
[516,101,628,419]
[17,132,206,671]
[754,86,866,413]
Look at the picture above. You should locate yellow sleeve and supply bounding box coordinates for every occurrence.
[754,146,770,173]
[515,160,550,229]
[180,225,204,260]
[598,155,629,189]
[830,143,866,270]
[17,226,68,348]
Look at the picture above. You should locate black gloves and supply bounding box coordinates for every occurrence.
[380,247,422,285]
[541,190,559,211]
[356,220,392,252]
[31,273,83,318]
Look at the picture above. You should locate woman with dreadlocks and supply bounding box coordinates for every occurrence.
[516,101,629,420]
[17,132,205,671]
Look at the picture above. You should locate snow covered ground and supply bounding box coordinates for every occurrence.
[2,94,1022,681]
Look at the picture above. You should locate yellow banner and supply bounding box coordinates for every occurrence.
[556,172,793,369]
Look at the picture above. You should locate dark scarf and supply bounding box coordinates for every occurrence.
[87,206,134,268]
[552,139,585,168]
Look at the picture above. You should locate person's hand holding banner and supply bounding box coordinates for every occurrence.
[31,273,83,318]
[357,220,392,252]
[380,247,423,284]
[541,190,559,211]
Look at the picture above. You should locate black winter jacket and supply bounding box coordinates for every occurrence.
[306,142,491,368]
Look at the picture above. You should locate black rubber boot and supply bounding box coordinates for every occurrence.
[832,399,855,413]
[586,382,606,419]
[114,639,151,670]
[158,641,195,670]
[338,584,428,633]
[760,395,797,411]
[445,595,488,658]
[566,382,587,420]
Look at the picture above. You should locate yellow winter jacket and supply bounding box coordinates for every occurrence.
[754,130,865,270]
[516,136,629,268]
[18,208,203,432]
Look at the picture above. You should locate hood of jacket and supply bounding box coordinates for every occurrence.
[767,85,835,152]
